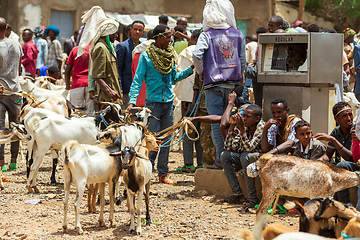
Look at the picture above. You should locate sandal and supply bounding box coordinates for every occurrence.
[8,163,17,170]
[242,198,259,208]
[1,166,7,172]
[176,165,196,173]
[159,174,174,185]
[196,165,203,169]
[254,203,287,214]
[222,194,246,204]
[1,176,10,182]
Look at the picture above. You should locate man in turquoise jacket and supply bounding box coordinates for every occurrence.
[127,24,194,184]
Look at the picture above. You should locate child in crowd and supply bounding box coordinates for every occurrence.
[292,120,326,160]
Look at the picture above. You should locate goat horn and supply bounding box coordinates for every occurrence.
[109,151,122,156]
[33,98,48,108]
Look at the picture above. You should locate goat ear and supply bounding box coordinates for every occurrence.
[110,151,122,156]
[156,140,163,145]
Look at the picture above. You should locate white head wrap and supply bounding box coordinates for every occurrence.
[202,0,237,31]
[77,6,119,58]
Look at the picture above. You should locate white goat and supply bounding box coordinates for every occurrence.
[34,76,65,91]
[24,108,98,193]
[19,77,69,101]
[62,140,122,234]
[255,154,360,215]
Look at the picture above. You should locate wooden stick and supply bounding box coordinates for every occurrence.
[271,195,280,216]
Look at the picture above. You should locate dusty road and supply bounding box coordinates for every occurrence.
[0,144,299,239]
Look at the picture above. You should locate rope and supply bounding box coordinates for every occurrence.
[157,83,204,148]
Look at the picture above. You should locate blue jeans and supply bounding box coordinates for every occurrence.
[183,120,203,166]
[336,161,360,210]
[220,151,260,199]
[205,86,233,166]
[145,101,174,178]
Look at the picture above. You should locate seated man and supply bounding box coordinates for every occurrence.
[292,120,326,160]
[220,104,264,205]
[261,97,301,154]
[314,102,354,206]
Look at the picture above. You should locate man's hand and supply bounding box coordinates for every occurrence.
[232,113,245,133]
[107,89,121,102]
[351,129,360,143]
[89,91,96,100]
[126,103,134,113]
[313,133,334,142]
[264,118,280,130]
[183,116,194,122]
[230,115,237,125]
[228,91,237,104]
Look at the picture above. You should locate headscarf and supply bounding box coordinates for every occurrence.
[44,25,60,36]
[344,28,356,40]
[202,0,236,31]
[33,27,44,38]
[291,20,303,28]
[77,6,119,58]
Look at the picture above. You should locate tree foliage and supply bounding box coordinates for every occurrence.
[306,0,360,19]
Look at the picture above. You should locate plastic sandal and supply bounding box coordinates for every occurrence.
[159,174,174,185]
[176,165,196,173]
[1,166,7,172]
[1,176,10,182]
[8,163,17,170]
[196,165,203,169]
[254,203,287,214]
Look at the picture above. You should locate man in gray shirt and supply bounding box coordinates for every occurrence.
[0,17,23,172]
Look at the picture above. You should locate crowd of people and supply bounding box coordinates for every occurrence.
[0,0,360,214]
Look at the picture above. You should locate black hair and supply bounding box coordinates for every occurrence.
[191,29,201,39]
[270,15,284,27]
[246,104,262,118]
[159,14,168,24]
[174,25,184,33]
[307,23,320,33]
[153,24,170,38]
[232,85,244,97]
[6,24,12,30]
[74,30,79,34]
[282,20,290,30]
[125,25,131,33]
[294,120,311,132]
[131,20,145,28]
[147,29,154,40]
[23,28,33,35]
[256,27,267,34]
[48,65,60,74]
[332,102,351,117]
[177,16,187,23]
[271,97,288,110]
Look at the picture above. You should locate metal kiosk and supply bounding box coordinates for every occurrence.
[258,33,343,134]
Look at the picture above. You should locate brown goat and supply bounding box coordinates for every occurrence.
[256,154,360,215]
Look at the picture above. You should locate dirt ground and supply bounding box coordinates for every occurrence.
[0,143,299,239]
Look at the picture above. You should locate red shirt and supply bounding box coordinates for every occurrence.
[67,45,89,89]
[132,52,146,107]
[22,40,38,76]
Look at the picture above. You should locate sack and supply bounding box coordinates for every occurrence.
[246,162,258,178]
[245,61,258,81]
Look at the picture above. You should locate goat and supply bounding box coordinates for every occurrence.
[23,109,98,193]
[314,197,359,221]
[34,76,65,91]
[62,140,122,234]
[111,143,154,235]
[296,198,348,238]
[255,154,360,215]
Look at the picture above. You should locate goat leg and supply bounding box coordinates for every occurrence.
[145,181,151,226]
[109,180,116,227]
[50,158,58,185]
[128,193,136,235]
[98,183,106,227]
[136,190,143,235]
[75,184,85,235]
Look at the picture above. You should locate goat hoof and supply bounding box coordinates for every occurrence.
[50,181,57,186]
[62,225,68,233]
[76,226,83,235]
[136,230,141,235]
[0,186,4,190]
[129,229,135,235]
[115,198,121,206]
[98,220,105,227]
[27,186,33,193]
[32,186,40,193]
[146,220,151,226]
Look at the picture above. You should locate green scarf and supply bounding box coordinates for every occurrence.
[146,42,175,75]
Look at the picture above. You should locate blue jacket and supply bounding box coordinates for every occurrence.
[354,45,360,94]
[115,37,138,94]
[129,51,194,104]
